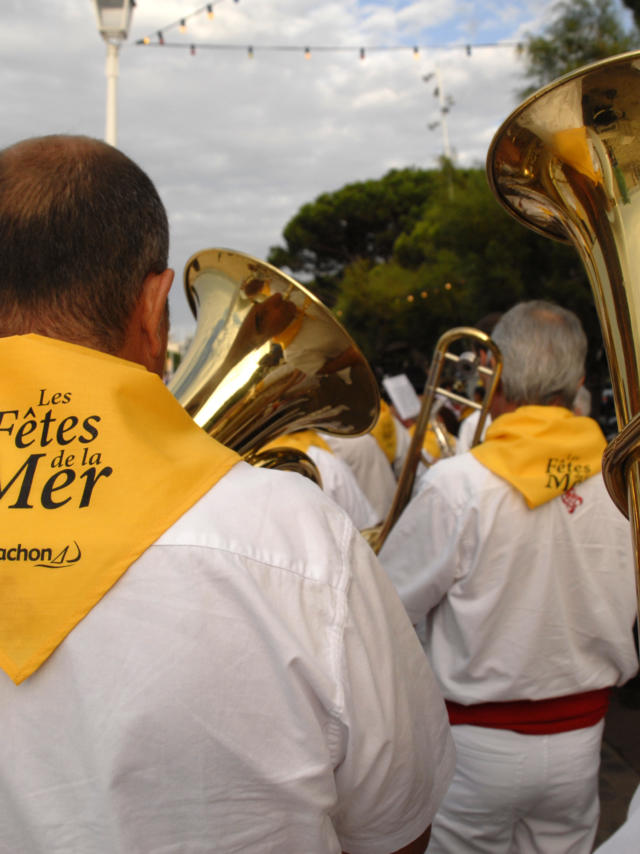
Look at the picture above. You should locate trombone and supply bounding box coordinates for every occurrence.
[365,327,502,553]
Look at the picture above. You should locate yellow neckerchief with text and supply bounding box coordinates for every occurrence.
[0,335,240,684]
[471,405,605,508]
[260,429,331,455]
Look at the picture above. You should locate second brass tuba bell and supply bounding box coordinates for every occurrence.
[487,49,640,610]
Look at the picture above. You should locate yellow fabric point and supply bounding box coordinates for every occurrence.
[260,429,331,455]
[272,296,310,351]
[0,335,240,684]
[552,127,602,184]
[370,401,397,464]
[409,421,432,458]
[471,405,605,508]
[424,427,444,460]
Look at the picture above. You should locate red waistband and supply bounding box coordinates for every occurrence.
[445,688,611,734]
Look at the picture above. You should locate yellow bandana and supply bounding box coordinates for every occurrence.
[370,401,398,464]
[471,405,605,509]
[409,421,456,460]
[260,429,331,455]
[0,335,240,684]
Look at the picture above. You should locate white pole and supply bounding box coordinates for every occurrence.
[105,41,120,147]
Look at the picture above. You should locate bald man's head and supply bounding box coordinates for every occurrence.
[0,135,169,353]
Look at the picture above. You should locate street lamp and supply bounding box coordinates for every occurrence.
[92,0,135,147]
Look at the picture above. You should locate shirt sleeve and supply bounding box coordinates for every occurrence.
[378,470,460,624]
[330,528,455,854]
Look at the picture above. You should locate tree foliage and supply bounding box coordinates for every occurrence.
[518,0,638,97]
[270,164,606,393]
[331,168,603,388]
[267,168,440,305]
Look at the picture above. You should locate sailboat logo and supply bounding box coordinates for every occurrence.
[35,540,82,569]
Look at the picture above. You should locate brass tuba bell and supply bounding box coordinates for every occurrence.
[487,50,640,610]
[168,248,380,476]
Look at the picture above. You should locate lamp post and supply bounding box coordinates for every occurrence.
[92,0,135,147]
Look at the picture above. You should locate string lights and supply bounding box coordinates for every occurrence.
[136,0,523,58]
[396,283,454,307]
[139,0,239,45]
[137,38,523,57]
[337,285,455,314]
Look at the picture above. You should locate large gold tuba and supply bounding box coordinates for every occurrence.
[168,248,380,476]
[487,50,640,610]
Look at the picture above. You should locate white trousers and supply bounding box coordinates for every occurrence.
[428,721,604,854]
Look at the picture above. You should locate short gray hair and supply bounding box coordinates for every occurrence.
[492,301,587,408]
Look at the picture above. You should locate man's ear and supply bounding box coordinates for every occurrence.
[139,268,174,362]
[119,268,174,374]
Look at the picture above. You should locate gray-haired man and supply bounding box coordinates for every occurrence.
[380,300,638,854]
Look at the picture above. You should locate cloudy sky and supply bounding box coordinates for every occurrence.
[2,0,623,340]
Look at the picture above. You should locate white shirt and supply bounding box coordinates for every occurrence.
[379,452,638,704]
[0,462,455,854]
[320,433,397,521]
[306,444,379,529]
[392,415,415,478]
[455,409,491,454]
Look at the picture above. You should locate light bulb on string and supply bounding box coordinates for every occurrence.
[247,45,254,59]
[413,45,419,59]
[179,18,187,33]
[304,46,311,60]
[359,47,365,60]
[206,3,214,19]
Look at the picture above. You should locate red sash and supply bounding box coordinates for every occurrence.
[446,688,611,734]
